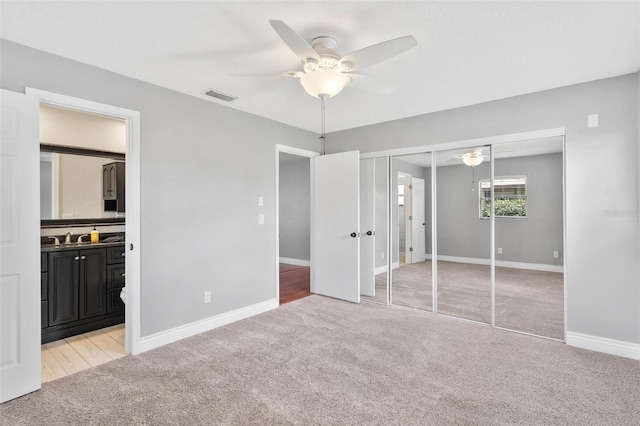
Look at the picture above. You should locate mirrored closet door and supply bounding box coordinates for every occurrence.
[360,157,389,304]
[390,153,432,311]
[435,146,491,323]
[493,138,565,339]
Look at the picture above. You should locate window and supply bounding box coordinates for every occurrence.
[479,176,527,218]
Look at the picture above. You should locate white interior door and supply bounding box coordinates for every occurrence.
[0,89,41,403]
[411,177,426,263]
[359,159,375,297]
[312,151,360,303]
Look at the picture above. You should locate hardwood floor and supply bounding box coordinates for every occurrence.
[279,263,311,305]
[41,324,126,383]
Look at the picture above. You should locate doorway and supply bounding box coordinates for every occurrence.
[38,104,129,382]
[27,89,142,378]
[278,152,312,304]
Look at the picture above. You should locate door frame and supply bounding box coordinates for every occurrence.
[275,144,319,303]
[25,88,142,355]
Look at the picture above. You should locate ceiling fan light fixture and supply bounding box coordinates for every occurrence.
[300,69,350,98]
[462,155,484,167]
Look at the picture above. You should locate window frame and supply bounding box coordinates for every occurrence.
[478,175,528,219]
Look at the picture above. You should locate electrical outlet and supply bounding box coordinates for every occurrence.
[258,196,264,207]
[204,291,211,304]
[497,247,503,254]
[553,251,559,259]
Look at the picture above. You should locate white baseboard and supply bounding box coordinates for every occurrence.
[139,298,279,353]
[436,255,563,273]
[566,331,640,360]
[375,262,400,275]
[279,257,311,267]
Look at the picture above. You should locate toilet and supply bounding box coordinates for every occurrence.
[120,287,126,304]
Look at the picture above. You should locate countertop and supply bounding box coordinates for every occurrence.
[41,232,126,253]
[41,240,126,253]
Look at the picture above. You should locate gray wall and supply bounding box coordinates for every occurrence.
[436,154,563,266]
[329,73,640,344]
[1,40,319,337]
[279,153,310,261]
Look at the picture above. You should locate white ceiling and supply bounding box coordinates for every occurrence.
[2,1,638,134]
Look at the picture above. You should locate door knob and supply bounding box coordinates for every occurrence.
[350,232,357,238]
[366,231,373,236]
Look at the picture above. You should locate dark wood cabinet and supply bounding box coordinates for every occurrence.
[42,245,123,344]
[48,250,80,327]
[103,162,125,213]
[78,249,107,319]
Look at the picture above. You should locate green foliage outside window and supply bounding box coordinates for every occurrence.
[481,197,527,218]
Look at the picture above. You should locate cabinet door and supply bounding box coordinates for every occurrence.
[103,165,110,199]
[109,165,117,199]
[48,251,79,326]
[79,249,107,319]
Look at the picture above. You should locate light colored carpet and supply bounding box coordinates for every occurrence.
[2,295,635,425]
[363,260,564,339]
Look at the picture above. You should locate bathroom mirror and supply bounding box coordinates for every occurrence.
[40,145,125,225]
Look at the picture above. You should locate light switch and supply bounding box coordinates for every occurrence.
[588,114,599,128]
[497,247,503,254]
[258,196,264,207]
[258,214,264,225]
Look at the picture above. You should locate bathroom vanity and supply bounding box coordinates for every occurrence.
[41,238,125,344]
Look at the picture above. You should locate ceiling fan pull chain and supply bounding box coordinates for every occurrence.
[320,95,326,155]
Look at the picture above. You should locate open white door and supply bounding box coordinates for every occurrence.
[359,159,375,297]
[312,151,360,303]
[410,177,426,263]
[0,89,41,403]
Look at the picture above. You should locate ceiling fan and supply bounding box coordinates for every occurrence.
[235,20,418,99]
[456,149,486,167]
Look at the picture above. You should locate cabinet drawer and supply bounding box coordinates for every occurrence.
[107,288,124,313]
[107,264,126,289]
[41,301,48,329]
[41,272,47,301]
[107,246,126,264]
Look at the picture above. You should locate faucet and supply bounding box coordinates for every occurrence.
[65,232,74,244]
[77,235,89,243]
[48,236,60,245]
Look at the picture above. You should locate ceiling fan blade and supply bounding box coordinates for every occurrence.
[230,71,303,78]
[340,35,417,71]
[269,20,321,63]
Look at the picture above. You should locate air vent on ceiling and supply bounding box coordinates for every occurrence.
[203,88,237,102]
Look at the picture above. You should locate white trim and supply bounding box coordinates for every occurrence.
[376,261,400,275]
[140,298,279,353]
[436,255,564,273]
[359,128,566,160]
[26,87,142,355]
[566,332,640,360]
[279,257,311,267]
